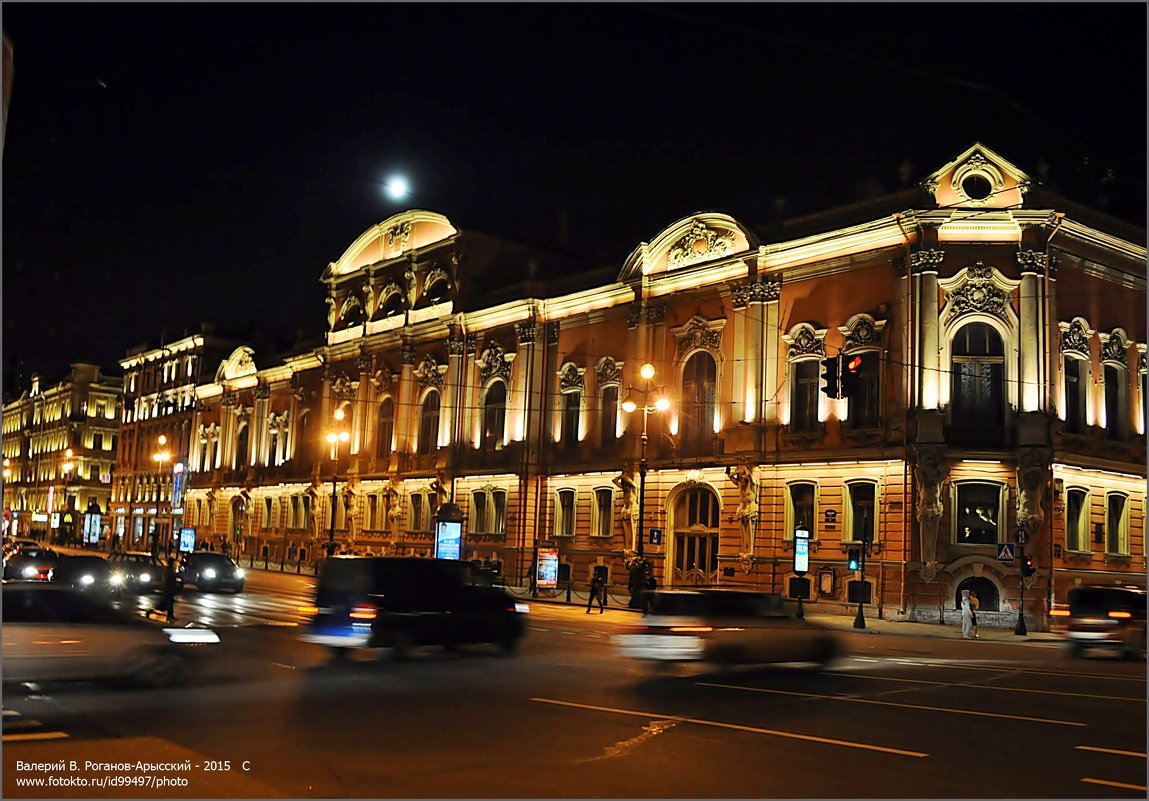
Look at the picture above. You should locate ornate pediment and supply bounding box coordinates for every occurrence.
[414,355,446,390]
[595,356,622,386]
[1059,318,1092,357]
[668,221,738,270]
[673,315,726,360]
[1100,329,1130,366]
[839,314,886,351]
[941,263,1013,325]
[216,347,258,383]
[782,323,826,358]
[477,342,513,385]
[331,372,357,400]
[558,363,585,392]
[371,365,396,393]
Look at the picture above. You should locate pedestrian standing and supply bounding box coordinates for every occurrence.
[960,588,973,639]
[970,591,981,638]
[147,558,180,624]
[586,574,606,614]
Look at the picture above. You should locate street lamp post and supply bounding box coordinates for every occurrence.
[60,449,74,545]
[2,458,10,537]
[152,436,172,556]
[621,363,669,609]
[325,409,350,556]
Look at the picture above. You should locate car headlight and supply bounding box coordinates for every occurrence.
[514,603,530,614]
[21,565,36,578]
[80,574,95,585]
[139,572,152,583]
[110,573,124,586]
[234,568,245,579]
[204,568,217,579]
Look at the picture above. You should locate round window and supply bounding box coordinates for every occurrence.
[962,174,993,201]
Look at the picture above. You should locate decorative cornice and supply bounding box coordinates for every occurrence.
[1016,249,1048,276]
[558,363,585,392]
[477,342,513,385]
[626,304,642,329]
[221,394,236,408]
[731,278,781,308]
[943,262,1010,325]
[465,333,478,355]
[781,324,825,358]
[400,343,417,366]
[414,355,446,390]
[254,384,271,400]
[447,335,467,357]
[595,356,622,386]
[515,322,537,346]
[645,304,666,325]
[356,354,372,373]
[547,322,561,346]
[910,249,944,274]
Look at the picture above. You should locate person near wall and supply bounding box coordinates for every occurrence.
[960,589,973,639]
[970,591,980,638]
[586,574,606,614]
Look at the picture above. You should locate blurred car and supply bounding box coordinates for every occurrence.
[179,552,245,592]
[3,537,40,557]
[300,556,528,659]
[51,554,123,597]
[107,551,174,594]
[1060,584,1146,660]
[1,582,216,688]
[613,589,842,668]
[2,546,60,581]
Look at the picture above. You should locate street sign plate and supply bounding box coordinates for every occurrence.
[649,528,663,545]
[1014,527,1028,545]
[996,543,1016,563]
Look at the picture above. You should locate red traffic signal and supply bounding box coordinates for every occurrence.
[840,353,874,398]
[1021,555,1037,577]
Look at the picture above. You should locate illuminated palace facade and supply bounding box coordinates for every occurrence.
[1,364,122,539]
[176,144,1144,628]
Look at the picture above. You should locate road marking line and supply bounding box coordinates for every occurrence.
[3,719,46,730]
[530,697,927,758]
[2,731,70,742]
[827,671,1142,701]
[2,710,20,717]
[697,682,1085,727]
[1081,778,1147,792]
[926,663,1147,683]
[1076,746,1148,758]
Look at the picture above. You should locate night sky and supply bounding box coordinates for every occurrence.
[2,3,1145,395]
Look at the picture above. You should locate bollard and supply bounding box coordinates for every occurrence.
[565,581,572,604]
[296,560,302,574]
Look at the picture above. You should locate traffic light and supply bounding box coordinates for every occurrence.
[820,356,841,399]
[840,353,872,398]
[847,548,861,571]
[1021,555,1036,577]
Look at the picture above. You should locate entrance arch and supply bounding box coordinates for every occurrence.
[668,484,721,587]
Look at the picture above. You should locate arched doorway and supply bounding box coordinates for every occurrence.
[670,486,720,586]
[951,322,1005,447]
[955,575,1000,613]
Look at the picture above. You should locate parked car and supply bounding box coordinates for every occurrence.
[3,537,40,557]
[613,589,842,668]
[2,582,216,687]
[2,546,60,581]
[51,554,123,597]
[179,552,245,592]
[300,556,528,660]
[1060,584,1147,660]
[107,551,174,594]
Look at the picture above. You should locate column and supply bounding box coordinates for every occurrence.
[395,342,417,454]
[354,354,372,457]
[445,334,466,448]
[511,322,537,442]
[1017,251,1046,413]
[731,284,754,423]
[912,250,944,409]
[254,385,270,465]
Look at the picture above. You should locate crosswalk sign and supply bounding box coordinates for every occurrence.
[996,543,1015,563]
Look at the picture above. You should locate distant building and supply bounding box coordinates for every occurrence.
[151,145,1149,628]
[110,325,241,553]
[1,364,121,541]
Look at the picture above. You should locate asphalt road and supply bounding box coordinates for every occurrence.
[3,573,1145,799]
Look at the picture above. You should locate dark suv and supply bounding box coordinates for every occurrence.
[1063,585,1146,660]
[301,557,528,660]
[179,552,246,593]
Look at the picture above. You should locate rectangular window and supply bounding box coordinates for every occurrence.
[411,494,424,532]
[290,497,300,528]
[368,495,378,530]
[1065,489,1088,552]
[471,490,488,533]
[848,483,875,543]
[1063,357,1086,434]
[846,363,880,429]
[1104,365,1125,440]
[1106,494,1129,555]
[791,361,820,432]
[93,432,104,450]
[492,490,507,534]
[302,495,311,528]
[593,488,613,537]
[788,483,816,540]
[555,489,575,537]
[264,497,273,528]
[562,392,581,450]
[956,483,1000,545]
[599,386,619,445]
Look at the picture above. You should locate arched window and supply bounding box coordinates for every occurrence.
[482,382,506,451]
[785,481,817,541]
[951,323,1005,446]
[376,397,395,459]
[672,487,720,586]
[680,352,717,456]
[418,391,441,456]
[1105,492,1130,555]
[1065,488,1089,553]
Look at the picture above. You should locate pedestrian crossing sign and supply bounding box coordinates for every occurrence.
[996,543,1016,563]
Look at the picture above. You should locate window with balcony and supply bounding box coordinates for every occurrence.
[951,323,1005,446]
[1065,488,1089,553]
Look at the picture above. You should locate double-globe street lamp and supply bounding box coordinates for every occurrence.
[621,363,669,607]
[325,408,350,556]
[152,436,172,556]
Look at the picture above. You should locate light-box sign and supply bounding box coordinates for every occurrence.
[793,527,810,575]
[179,527,197,554]
[537,547,559,588]
[171,463,187,508]
[435,521,462,560]
[84,513,101,545]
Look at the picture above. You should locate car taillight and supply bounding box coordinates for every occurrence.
[1108,610,1132,619]
[668,626,713,633]
[349,605,377,621]
[1049,608,1070,617]
[298,605,319,616]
